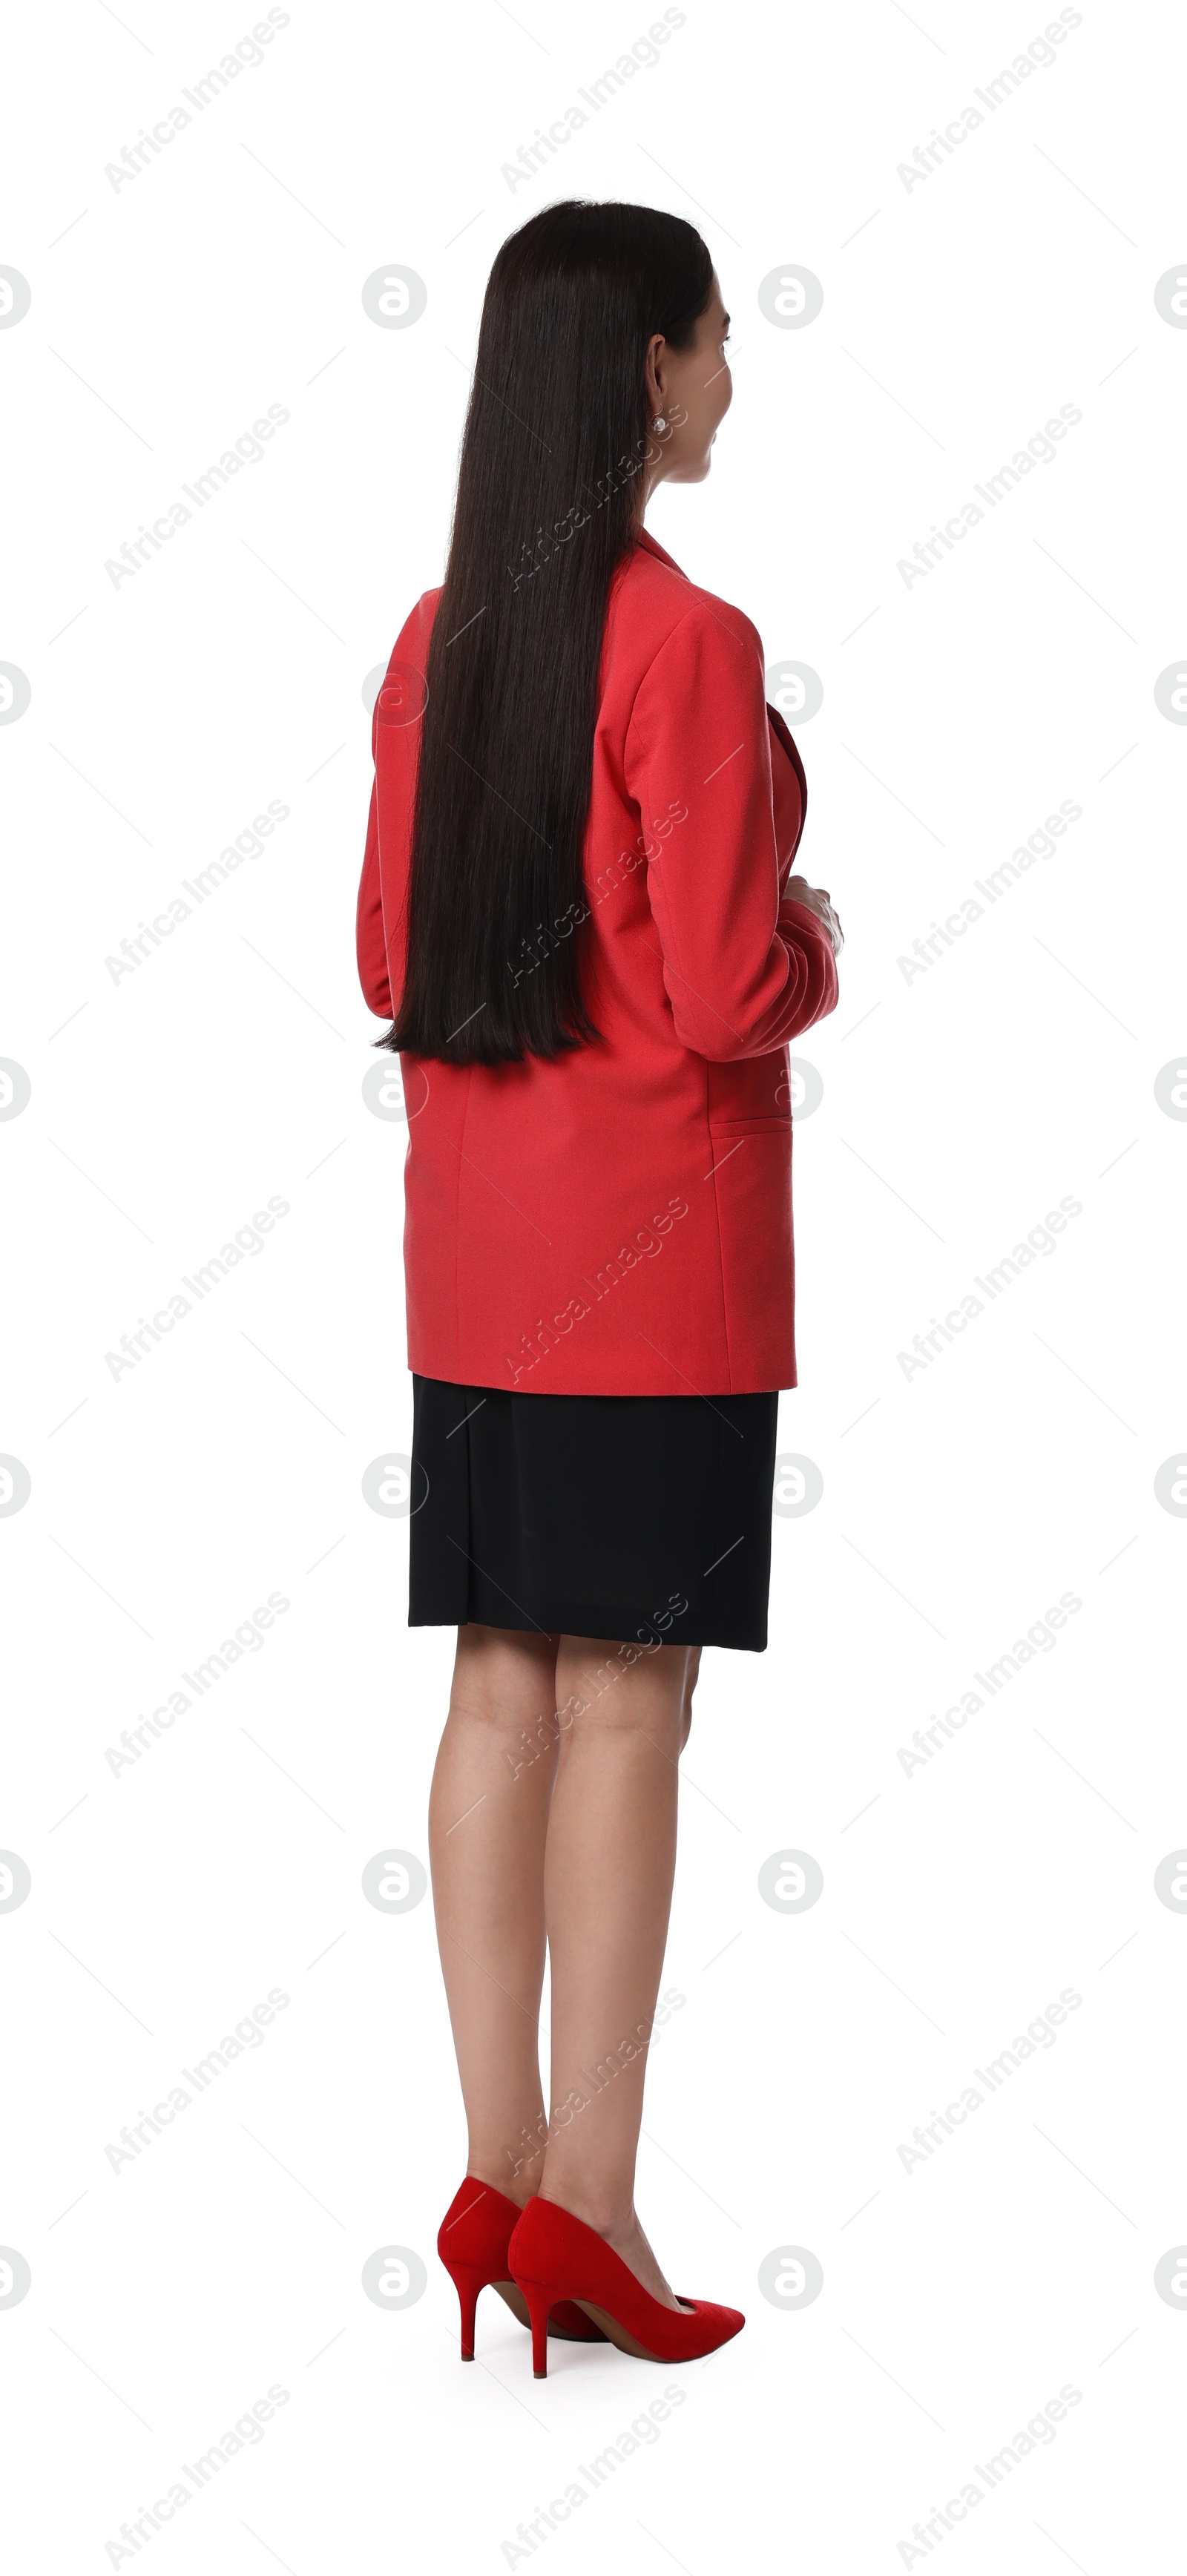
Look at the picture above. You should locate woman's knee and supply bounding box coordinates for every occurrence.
[554,1637,692,1751]
[448,1624,559,1733]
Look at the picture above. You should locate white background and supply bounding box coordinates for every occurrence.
[3,1,1186,2568]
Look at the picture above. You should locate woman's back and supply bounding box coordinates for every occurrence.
[357,525,837,1395]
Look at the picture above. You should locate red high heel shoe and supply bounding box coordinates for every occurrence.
[437,2181,608,2359]
[507,2196,745,2376]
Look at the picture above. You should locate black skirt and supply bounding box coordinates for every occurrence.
[407,1375,779,1652]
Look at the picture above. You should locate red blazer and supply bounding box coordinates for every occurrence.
[356,528,838,1394]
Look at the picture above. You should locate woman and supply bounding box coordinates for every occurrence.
[355,200,842,2377]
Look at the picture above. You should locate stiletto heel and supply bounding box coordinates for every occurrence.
[441,2258,484,2359]
[508,2197,745,2367]
[522,2281,552,2378]
[436,2180,608,2360]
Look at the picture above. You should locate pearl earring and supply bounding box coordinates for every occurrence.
[653,415,666,432]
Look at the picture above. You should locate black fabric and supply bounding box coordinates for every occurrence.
[407,1375,779,1652]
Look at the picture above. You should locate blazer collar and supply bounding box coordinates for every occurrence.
[634,526,685,575]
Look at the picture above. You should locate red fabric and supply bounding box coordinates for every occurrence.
[356,529,838,1394]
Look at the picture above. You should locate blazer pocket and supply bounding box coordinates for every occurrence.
[707,1113,792,1134]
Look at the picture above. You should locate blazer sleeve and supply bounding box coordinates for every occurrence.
[624,600,838,1062]
[356,765,392,1018]
[355,593,438,1020]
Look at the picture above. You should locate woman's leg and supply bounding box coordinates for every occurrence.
[680,1644,702,1749]
[428,1623,561,2206]
[538,1634,698,2307]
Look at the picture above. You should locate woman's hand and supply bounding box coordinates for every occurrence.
[783,875,844,959]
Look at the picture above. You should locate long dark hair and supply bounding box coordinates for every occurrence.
[383,200,713,1066]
